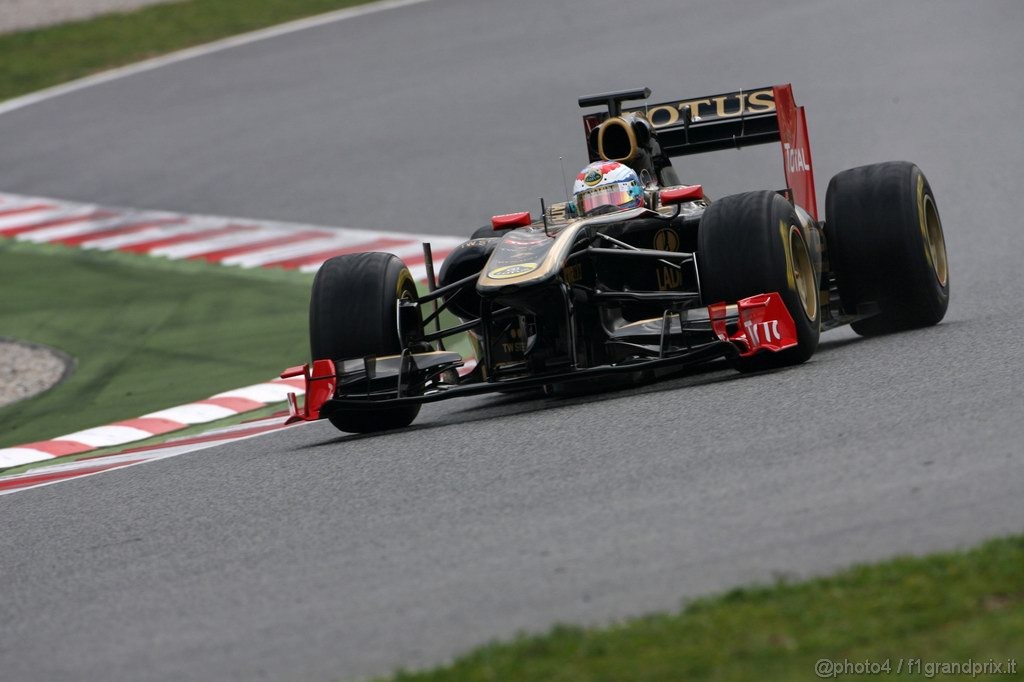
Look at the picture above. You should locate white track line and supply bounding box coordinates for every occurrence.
[59,425,157,449]
[221,235,372,267]
[144,403,239,424]
[16,215,127,243]
[80,220,222,249]
[0,197,49,211]
[0,449,56,469]
[0,207,77,232]
[150,228,296,258]
[212,383,298,403]
[5,208,107,236]
[0,419,308,497]
[0,0,436,117]
[0,201,57,217]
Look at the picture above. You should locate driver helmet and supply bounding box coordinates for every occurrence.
[573,161,644,217]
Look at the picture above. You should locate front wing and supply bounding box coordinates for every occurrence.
[281,291,798,423]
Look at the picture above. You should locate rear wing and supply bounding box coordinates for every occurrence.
[580,84,817,219]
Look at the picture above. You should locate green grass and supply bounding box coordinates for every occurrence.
[0,240,311,448]
[0,0,379,103]
[0,239,475,454]
[380,536,1024,681]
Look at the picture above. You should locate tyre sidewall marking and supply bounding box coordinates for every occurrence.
[394,266,416,348]
[916,173,935,276]
[396,267,414,300]
[779,215,819,325]
[779,218,796,293]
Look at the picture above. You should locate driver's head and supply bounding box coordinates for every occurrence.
[572,161,644,217]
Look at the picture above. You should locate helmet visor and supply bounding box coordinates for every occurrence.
[576,182,638,216]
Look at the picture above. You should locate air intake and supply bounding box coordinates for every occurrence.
[597,118,637,162]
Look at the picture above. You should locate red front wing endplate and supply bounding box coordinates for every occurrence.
[280,359,336,424]
[708,292,799,356]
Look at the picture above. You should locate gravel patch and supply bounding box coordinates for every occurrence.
[0,0,177,34]
[0,339,74,408]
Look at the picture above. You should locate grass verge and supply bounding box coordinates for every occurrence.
[0,238,474,454]
[0,0,380,102]
[381,536,1024,681]
[0,240,310,448]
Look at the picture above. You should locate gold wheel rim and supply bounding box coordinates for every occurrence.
[789,225,818,322]
[923,195,948,287]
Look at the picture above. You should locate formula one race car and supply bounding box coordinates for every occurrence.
[282,83,949,433]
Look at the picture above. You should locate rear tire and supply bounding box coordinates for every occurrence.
[309,252,422,433]
[824,161,949,336]
[698,191,820,371]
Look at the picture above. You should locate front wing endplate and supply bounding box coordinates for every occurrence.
[708,292,799,356]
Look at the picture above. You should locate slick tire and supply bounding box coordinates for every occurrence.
[309,252,421,433]
[824,161,949,336]
[471,225,501,239]
[698,191,820,372]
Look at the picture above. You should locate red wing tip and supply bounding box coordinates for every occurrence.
[280,364,307,379]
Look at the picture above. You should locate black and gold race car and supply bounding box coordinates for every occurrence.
[282,84,949,433]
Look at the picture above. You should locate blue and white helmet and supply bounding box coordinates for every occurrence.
[572,161,644,217]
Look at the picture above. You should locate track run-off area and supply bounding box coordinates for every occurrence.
[1,1,1022,680]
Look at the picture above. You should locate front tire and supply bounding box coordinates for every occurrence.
[309,252,421,433]
[824,161,949,336]
[698,191,820,371]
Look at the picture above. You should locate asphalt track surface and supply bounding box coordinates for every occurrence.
[2,1,1023,680]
